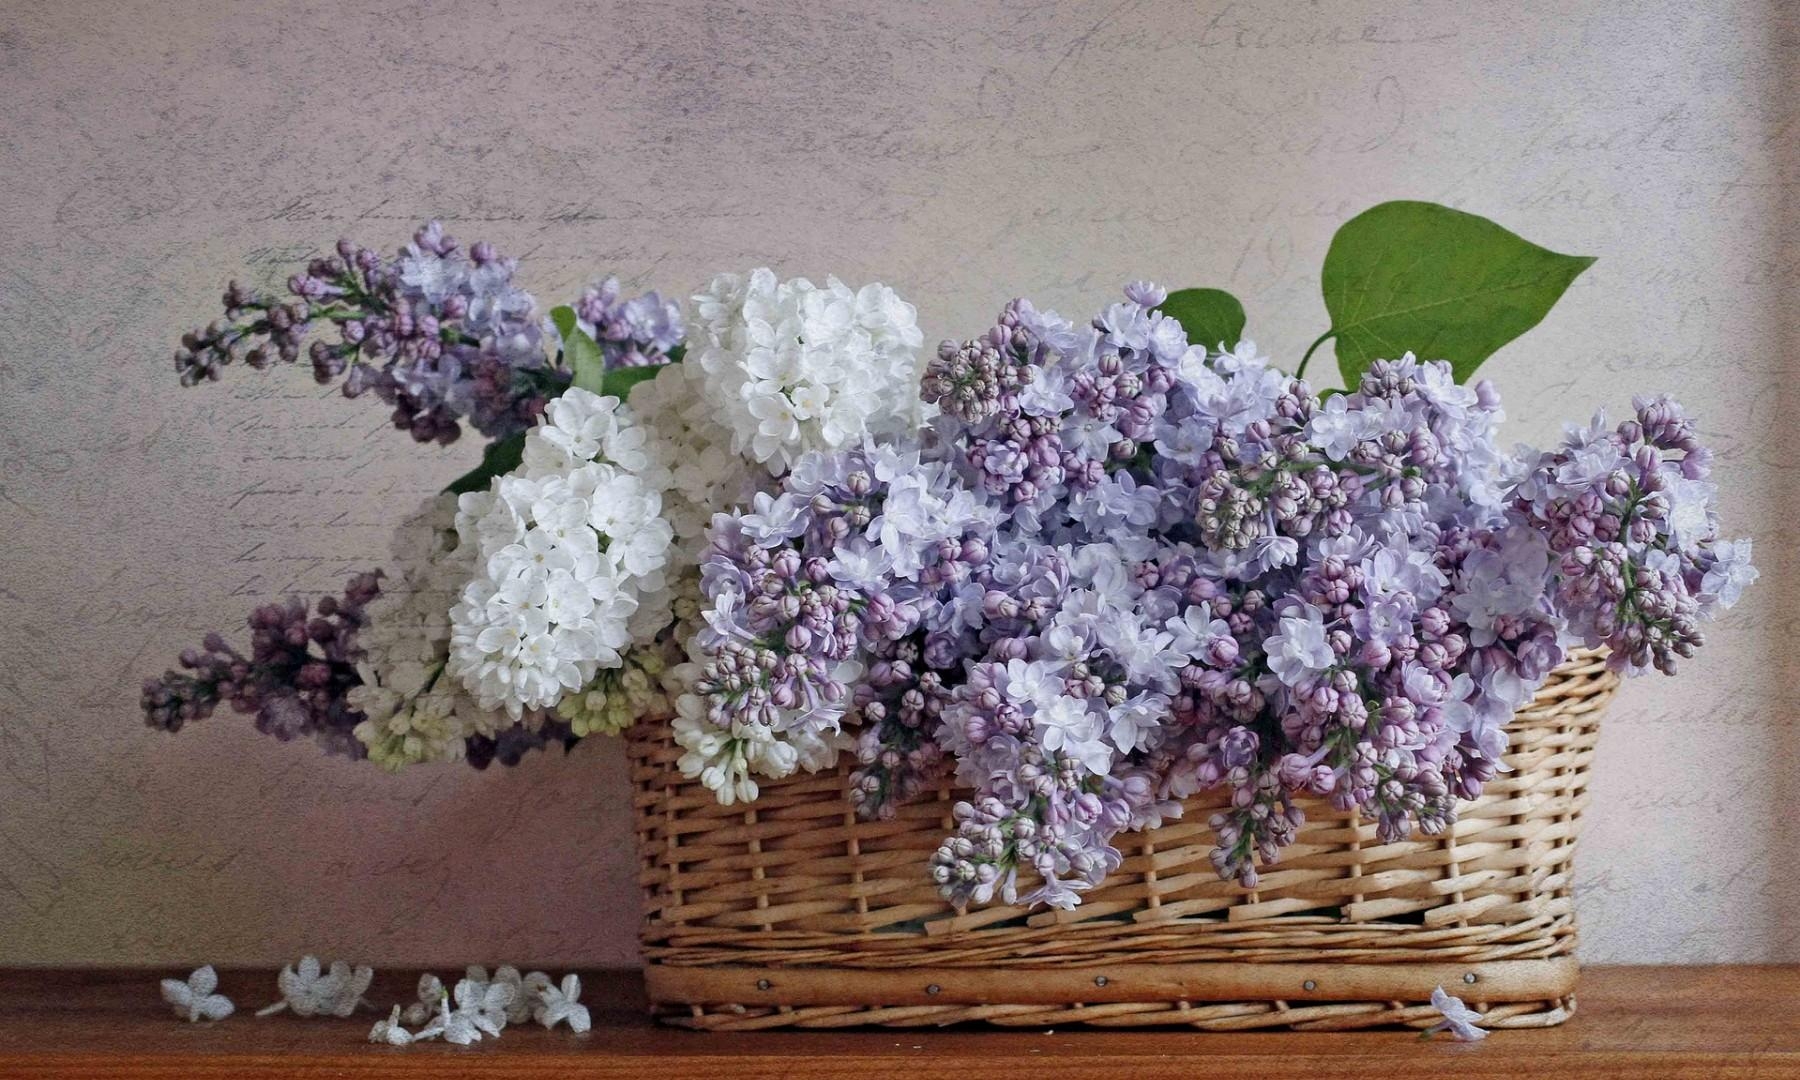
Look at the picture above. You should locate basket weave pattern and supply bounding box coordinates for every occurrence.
[629,650,1618,1030]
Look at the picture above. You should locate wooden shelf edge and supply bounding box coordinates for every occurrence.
[0,965,1795,1079]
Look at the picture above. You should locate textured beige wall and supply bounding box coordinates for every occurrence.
[0,0,1794,967]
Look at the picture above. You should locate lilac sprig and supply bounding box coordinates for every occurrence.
[142,565,580,769]
[174,222,553,443]
[141,572,383,759]
[170,223,686,445]
[1512,395,1755,674]
[678,444,1000,804]
[574,276,684,369]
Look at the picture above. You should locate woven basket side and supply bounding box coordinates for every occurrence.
[628,649,1617,1030]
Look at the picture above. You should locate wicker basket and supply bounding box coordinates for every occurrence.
[628,649,1618,1031]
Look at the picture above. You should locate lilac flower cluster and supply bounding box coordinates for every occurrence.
[1512,396,1756,675]
[172,223,682,443]
[675,444,999,805]
[150,227,692,769]
[688,282,1753,909]
[575,276,684,368]
[141,572,383,759]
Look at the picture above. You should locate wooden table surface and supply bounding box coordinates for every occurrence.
[0,966,1794,1079]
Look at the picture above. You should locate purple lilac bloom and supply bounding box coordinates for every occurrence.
[171,223,682,443]
[144,568,577,768]
[1510,394,1753,674]
[690,281,1752,908]
[575,275,685,368]
[689,444,999,813]
[141,572,384,759]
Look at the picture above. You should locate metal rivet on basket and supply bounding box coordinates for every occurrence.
[1302,979,1317,991]
[926,984,941,995]
[755,979,771,991]
[1463,972,1478,985]
[1094,976,1108,987]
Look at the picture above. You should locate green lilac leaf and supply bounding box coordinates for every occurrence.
[561,325,608,395]
[1160,288,1246,352]
[600,364,665,400]
[548,304,578,342]
[443,431,525,496]
[1321,200,1594,387]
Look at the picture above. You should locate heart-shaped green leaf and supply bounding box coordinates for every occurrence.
[1321,201,1593,387]
[1160,288,1246,352]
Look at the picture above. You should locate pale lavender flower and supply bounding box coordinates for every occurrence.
[1266,604,1333,686]
[1700,537,1757,610]
[1423,985,1488,1041]
[161,967,234,1023]
[684,281,1754,909]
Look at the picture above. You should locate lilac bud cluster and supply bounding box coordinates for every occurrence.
[923,298,1084,521]
[1511,395,1755,673]
[141,572,384,759]
[170,222,682,444]
[848,634,951,819]
[574,276,685,368]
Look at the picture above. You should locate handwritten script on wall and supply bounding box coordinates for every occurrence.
[0,0,1793,965]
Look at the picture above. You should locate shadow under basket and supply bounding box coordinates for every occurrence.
[627,649,1618,1031]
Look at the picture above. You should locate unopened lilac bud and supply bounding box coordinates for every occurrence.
[771,548,802,581]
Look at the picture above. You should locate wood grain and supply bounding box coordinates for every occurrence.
[0,966,1794,1079]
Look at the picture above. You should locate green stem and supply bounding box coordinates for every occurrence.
[1295,330,1337,381]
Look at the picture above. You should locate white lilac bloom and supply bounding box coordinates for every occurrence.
[461,965,535,1026]
[629,357,767,552]
[451,976,515,1036]
[347,496,510,770]
[257,956,373,1018]
[1265,604,1333,687]
[369,1005,414,1046]
[161,966,234,1022]
[1424,985,1488,1041]
[690,268,927,474]
[533,974,593,1034]
[416,998,482,1046]
[410,975,516,1046]
[449,388,675,719]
